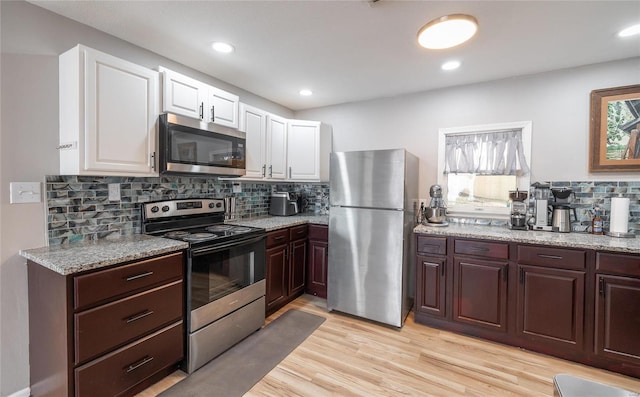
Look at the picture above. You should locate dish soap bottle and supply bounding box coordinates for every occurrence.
[592,207,603,235]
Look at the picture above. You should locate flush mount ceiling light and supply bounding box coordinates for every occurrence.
[417,14,478,49]
[211,42,234,53]
[618,23,640,37]
[299,89,313,96]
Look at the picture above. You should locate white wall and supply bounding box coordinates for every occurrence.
[295,58,640,198]
[0,1,293,395]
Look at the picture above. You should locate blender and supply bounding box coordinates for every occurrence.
[508,189,528,230]
[530,183,553,231]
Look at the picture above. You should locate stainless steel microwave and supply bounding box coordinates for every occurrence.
[159,113,246,176]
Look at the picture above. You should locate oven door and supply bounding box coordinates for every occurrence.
[188,234,265,333]
[159,113,246,176]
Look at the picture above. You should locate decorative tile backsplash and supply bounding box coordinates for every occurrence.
[45,176,638,245]
[45,175,329,245]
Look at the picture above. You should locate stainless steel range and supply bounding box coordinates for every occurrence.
[141,198,266,373]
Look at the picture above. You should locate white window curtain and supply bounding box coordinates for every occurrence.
[444,129,530,175]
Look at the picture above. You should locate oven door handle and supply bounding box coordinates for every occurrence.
[190,235,265,256]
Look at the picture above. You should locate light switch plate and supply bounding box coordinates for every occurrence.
[10,182,41,204]
[108,183,121,201]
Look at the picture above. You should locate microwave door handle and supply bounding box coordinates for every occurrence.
[190,235,265,256]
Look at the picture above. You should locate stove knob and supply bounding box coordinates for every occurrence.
[216,202,223,208]
[208,202,215,208]
[161,205,170,212]
[150,206,159,213]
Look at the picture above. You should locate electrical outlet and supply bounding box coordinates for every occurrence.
[232,182,242,193]
[108,183,121,201]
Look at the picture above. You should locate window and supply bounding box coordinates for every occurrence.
[437,121,532,219]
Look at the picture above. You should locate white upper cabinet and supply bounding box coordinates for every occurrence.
[239,103,268,178]
[239,103,332,182]
[59,45,159,176]
[266,114,288,180]
[159,67,239,129]
[287,119,332,181]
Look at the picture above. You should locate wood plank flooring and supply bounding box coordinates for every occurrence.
[138,294,640,396]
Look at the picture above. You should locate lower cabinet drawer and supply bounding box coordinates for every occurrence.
[75,322,183,397]
[454,239,508,260]
[75,280,183,364]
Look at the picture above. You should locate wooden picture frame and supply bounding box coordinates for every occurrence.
[589,84,640,172]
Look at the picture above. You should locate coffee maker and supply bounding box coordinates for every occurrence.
[508,190,528,230]
[550,188,577,233]
[530,183,553,231]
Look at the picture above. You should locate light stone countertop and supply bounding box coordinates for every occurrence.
[227,213,329,231]
[20,235,188,276]
[414,223,640,254]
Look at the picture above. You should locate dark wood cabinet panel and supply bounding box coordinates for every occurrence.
[416,255,447,318]
[289,239,307,296]
[454,239,508,260]
[453,257,508,332]
[516,264,585,350]
[266,244,288,311]
[518,246,586,270]
[596,252,640,277]
[595,274,640,364]
[416,236,447,256]
[307,240,328,298]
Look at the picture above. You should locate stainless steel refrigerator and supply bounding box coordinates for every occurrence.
[328,149,418,327]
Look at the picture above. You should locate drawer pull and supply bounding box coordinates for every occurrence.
[273,236,285,240]
[469,246,489,252]
[537,254,563,260]
[125,310,154,324]
[423,244,440,249]
[125,356,154,373]
[125,271,154,282]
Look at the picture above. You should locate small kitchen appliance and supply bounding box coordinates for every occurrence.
[550,188,577,233]
[509,189,528,230]
[141,198,266,373]
[424,184,448,225]
[530,183,553,231]
[270,192,299,216]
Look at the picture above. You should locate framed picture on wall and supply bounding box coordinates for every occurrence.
[589,84,640,172]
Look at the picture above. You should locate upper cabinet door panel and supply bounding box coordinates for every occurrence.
[159,67,205,120]
[287,120,320,180]
[267,115,288,180]
[59,45,158,176]
[209,86,239,129]
[239,103,267,178]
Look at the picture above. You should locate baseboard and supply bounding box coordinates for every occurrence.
[8,387,30,397]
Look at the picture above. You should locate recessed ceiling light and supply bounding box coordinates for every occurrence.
[441,61,461,71]
[417,14,478,49]
[299,89,313,96]
[618,23,640,37]
[211,42,234,53]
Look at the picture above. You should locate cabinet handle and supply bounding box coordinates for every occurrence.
[125,271,154,281]
[468,246,489,252]
[125,310,154,324]
[537,254,563,260]
[150,151,156,172]
[519,268,524,284]
[199,102,204,120]
[211,106,215,122]
[262,164,266,177]
[125,356,154,373]
[599,277,605,297]
[273,235,285,241]
[269,165,273,178]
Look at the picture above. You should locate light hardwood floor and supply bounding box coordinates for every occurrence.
[138,294,640,396]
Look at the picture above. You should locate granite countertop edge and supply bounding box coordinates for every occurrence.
[414,224,640,254]
[226,213,329,231]
[20,235,189,276]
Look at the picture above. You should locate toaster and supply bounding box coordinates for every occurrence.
[270,192,299,216]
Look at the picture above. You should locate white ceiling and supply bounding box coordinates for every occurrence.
[28,0,640,111]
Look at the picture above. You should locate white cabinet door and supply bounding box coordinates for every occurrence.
[239,103,267,178]
[159,67,206,120]
[266,114,288,180]
[208,86,239,129]
[59,45,158,176]
[287,119,320,180]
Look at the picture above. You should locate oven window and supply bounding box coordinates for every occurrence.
[168,127,245,168]
[190,240,265,310]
